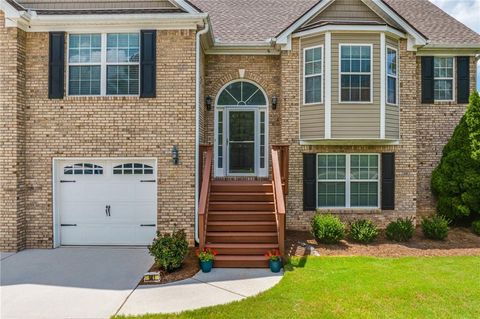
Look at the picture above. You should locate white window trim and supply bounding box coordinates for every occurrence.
[303,45,324,105]
[67,32,141,97]
[316,153,380,209]
[433,56,456,103]
[338,43,374,104]
[386,45,399,106]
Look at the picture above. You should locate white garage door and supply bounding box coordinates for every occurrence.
[55,159,157,246]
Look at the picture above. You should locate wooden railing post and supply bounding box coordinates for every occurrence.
[271,147,288,257]
[198,145,213,252]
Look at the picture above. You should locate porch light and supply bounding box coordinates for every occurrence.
[205,96,212,111]
[172,145,179,165]
[271,95,278,110]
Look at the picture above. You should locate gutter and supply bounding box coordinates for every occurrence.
[194,19,209,244]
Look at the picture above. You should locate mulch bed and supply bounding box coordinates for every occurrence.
[140,247,200,285]
[287,227,480,258]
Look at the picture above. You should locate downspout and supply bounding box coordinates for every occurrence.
[195,19,209,243]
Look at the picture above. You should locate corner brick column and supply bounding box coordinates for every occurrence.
[0,12,27,252]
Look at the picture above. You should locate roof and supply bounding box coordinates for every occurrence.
[190,0,480,47]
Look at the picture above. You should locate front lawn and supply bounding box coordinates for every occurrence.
[116,256,480,319]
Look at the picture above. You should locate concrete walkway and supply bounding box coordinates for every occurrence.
[1,248,283,318]
[117,268,283,316]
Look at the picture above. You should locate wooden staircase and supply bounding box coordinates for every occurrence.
[206,181,278,268]
[198,145,288,268]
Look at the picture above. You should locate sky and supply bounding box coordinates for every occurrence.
[429,0,480,89]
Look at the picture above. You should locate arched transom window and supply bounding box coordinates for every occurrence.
[217,81,267,106]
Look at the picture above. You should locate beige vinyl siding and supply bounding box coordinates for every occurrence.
[300,35,325,140]
[17,0,176,10]
[308,0,384,24]
[385,36,400,140]
[331,33,380,139]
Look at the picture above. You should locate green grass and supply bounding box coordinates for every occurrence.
[115,256,480,319]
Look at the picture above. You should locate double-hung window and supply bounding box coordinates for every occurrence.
[68,32,140,96]
[317,154,379,208]
[434,57,454,101]
[386,47,398,105]
[304,46,323,104]
[340,45,372,103]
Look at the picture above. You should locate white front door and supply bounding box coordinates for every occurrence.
[55,159,157,246]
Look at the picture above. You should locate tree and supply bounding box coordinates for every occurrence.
[431,90,480,222]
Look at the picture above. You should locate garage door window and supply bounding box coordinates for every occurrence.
[113,163,154,175]
[64,163,103,175]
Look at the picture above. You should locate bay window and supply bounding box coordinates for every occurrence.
[317,154,379,208]
[386,47,398,105]
[340,44,372,103]
[68,32,140,96]
[304,46,323,104]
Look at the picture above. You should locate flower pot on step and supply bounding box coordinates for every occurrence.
[200,260,213,273]
[269,259,282,273]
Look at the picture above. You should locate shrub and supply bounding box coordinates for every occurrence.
[149,228,188,272]
[349,219,378,244]
[472,220,480,236]
[421,216,450,240]
[311,214,345,244]
[386,218,415,242]
[431,91,480,223]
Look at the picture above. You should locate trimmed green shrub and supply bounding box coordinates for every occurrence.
[472,220,480,236]
[149,228,188,272]
[311,214,345,244]
[349,219,378,244]
[386,218,415,242]
[421,216,450,240]
[431,91,480,222]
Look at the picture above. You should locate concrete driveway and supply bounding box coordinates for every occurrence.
[1,247,153,319]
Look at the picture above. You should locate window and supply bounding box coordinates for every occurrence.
[68,33,140,96]
[217,81,267,106]
[113,163,154,175]
[340,45,372,103]
[386,47,398,105]
[64,163,103,175]
[434,57,454,101]
[304,46,323,104]
[317,154,379,208]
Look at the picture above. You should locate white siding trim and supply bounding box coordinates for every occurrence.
[325,32,332,139]
[380,33,386,139]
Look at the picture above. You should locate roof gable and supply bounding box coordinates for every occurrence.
[307,0,385,25]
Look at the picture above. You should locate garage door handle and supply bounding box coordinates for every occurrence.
[60,180,76,183]
[140,224,156,227]
[140,180,156,183]
[61,224,77,226]
[105,205,111,217]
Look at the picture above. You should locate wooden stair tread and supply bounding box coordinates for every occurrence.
[215,255,269,261]
[210,192,273,195]
[212,181,272,185]
[209,201,275,204]
[207,232,278,236]
[208,221,276,225]
[206,243,279,248]
[209,211,275,214]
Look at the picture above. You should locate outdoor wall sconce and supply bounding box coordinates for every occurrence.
[271,95,278,110]
[172,145,179,165]
[205,96,212,111]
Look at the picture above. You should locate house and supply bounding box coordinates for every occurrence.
[1,0,479,267]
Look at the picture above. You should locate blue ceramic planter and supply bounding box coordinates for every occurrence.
[269,259,282,273]
[200,260,213,273]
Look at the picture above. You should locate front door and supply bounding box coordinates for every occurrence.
[227,110,256,175]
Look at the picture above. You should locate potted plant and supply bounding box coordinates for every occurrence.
[265,249,282,273]
[196,248,217,273]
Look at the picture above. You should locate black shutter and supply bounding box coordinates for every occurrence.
[140,30,157,98]
[381,153,395,210]
[303,154,317,211]
[421,56,434,104]
[457,56,470,104]
[48,32,65,99]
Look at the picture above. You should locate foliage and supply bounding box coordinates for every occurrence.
[472,220,480,236]
[148,228,188,272]
[349,219,379,244]
[431,91,480,222]
[196,248,217,262]
[385,218,415,242]
[311,214,345,244]
[421,216,450,240]
[265,249,281,261]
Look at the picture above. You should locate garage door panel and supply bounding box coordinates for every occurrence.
[59,202,110,224]
[107,182,155,202]
[108,202,156,222]
[61,224,156,246]
[60,182,111,202]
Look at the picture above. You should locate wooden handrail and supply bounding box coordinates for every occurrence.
[272,147,288,255]
[198,145,213,251]
[271,145,289,195]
